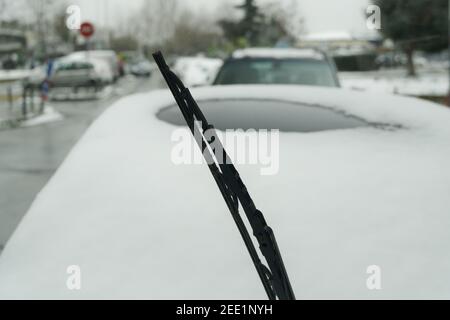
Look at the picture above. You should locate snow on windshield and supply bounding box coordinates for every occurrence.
[0,86,449,299]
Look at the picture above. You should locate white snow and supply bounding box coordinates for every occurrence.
[232,48,324,60]
[340,70,449,97]
[0,69,32,82]
[20,106,63,127]
[302,31,354,41]
[173,56,223,87]
[50,85,114,101]
[0,85,449,299]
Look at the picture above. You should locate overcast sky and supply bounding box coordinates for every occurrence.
[1,0,375,37]
[70,0,374,36]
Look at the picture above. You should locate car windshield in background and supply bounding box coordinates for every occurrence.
[157,99,369,132]
[56,62,93,71]
[214,59,338,87]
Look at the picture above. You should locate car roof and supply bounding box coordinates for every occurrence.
[231,47,326,60]
[69,50,116,56]
[0,85,449,299]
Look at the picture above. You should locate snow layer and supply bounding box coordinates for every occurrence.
[173,56,223,87]
[231,48,324,60]
[0,85,449,299]
[303,31,354,41]
[340,70,449,97]
[0,69,31,82]
[21,106,63,127]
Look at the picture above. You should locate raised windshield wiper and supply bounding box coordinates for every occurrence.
[153,51,295,300]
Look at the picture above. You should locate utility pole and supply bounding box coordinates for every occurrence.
[35,0,48,60]
[105,0,111,48]
[448,0,450,106]
[0,0,6,25]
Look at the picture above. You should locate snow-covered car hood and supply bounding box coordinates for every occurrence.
[0,85,449,299]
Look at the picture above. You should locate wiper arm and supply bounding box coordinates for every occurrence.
[153,51,295,300]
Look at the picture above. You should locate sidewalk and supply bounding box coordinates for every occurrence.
[0,98,63,130]
[0,80,25,128]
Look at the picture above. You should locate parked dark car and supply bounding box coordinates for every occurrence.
[213,48,340,87]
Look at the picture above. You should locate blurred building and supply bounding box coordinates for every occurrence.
[0,29,27,69]
[297,31,382,72]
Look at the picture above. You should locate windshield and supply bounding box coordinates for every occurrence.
[157,99,369,132]
[214,58,338,87]
[56,61,93,71]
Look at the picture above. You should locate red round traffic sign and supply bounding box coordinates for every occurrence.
[80,22,95,38]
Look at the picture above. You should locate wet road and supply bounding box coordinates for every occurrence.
[0,74,164,252]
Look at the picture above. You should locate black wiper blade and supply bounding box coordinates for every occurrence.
[153,51,295,300]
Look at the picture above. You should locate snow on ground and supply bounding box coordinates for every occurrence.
[0,85,449,299]
[49,74,139,101]
[339,68,449,97]
[303,31,354,41]
[20,106,63,127]
[50,86,114,101]
[0,82,63,129]
[0,104,63,130]
[0,69,31,82]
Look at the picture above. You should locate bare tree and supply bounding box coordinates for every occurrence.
[0,0,7,24]
[26,0,68,58]
[132,0,178,49]
[164,9,223,55]
[28,0,55,57]
[262,0,306,42]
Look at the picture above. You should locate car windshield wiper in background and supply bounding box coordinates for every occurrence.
[153,51,295,300]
